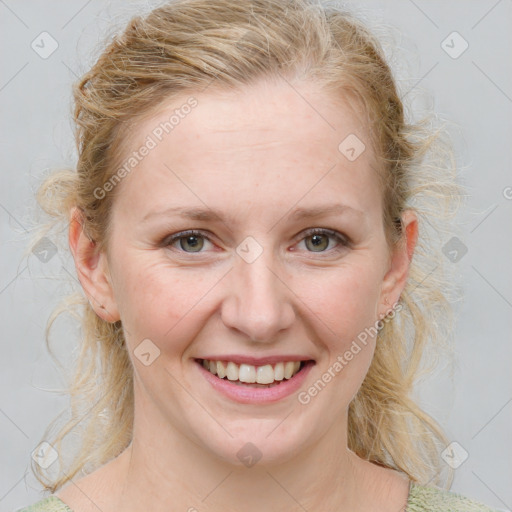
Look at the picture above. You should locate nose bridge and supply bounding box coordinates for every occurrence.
[221,241,295,342]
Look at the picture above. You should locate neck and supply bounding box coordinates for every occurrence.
[111,401,366,511]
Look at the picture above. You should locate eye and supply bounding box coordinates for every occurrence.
[161,228,350,255]
[165,230,214,253]
[296,228,350,253]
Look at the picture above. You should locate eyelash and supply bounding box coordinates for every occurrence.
[162,228,351,255]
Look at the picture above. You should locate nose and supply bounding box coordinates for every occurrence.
[220,247,296,343]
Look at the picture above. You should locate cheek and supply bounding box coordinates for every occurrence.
[293,264,383,412]
[301,261,383,342]
[115,259,226,351]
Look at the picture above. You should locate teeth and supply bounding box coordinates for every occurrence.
[216,361,226,379]
[201,359,303,384]
[239,364,256,383]
[256,364,274,384]
[284,361,296,379]
[274,362,285,381]
[226,361,238,381]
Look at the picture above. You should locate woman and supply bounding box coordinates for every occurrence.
[18,0,500,510]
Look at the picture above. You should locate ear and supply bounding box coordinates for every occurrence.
[378,209,418,319]
[68,207,120,323]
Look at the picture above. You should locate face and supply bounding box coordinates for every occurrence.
[71,78,415,467]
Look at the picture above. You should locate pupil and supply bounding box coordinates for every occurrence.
[181,235,203,252]
[307,234,328,252]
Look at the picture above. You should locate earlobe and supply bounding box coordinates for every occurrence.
[379,209,418,318]
[68,207,120,323]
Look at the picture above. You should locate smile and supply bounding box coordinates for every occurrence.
[195,358,316,403]
[200,359,303,386]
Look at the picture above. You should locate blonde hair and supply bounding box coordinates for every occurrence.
[31,0,461,493]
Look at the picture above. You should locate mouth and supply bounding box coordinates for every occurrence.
[194,358,316,403]
[196,358,312,386]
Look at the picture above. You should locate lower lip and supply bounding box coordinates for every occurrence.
[195,360,315,404]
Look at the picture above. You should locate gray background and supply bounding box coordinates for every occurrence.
[1,1,511,511]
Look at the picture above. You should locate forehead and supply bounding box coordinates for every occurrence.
[109,78,382,223]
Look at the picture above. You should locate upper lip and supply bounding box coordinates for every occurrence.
[196,355,315,366]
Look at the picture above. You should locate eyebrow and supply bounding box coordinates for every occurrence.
[288,204,365,220]
[142,203,365,223]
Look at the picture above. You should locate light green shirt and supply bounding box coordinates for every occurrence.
[15,482,504,511]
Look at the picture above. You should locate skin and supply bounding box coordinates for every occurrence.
[62,77,417,512]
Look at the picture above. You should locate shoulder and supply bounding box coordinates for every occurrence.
[14,496,73,512]
[407,482,506,512]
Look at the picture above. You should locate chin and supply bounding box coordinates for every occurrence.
[197,420,312,469]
